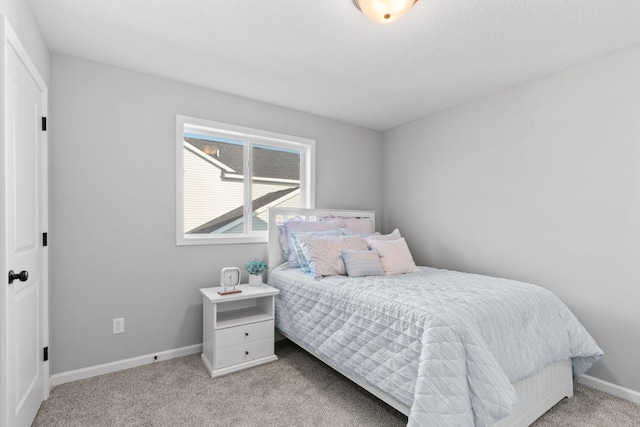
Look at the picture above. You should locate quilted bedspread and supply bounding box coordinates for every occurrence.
[268,266,602,427]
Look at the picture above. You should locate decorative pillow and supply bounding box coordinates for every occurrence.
[368,238,420,275]
[366,228,401,244]
[297,235,369,279]
[291,230,343,272]
[278,216,302,263]
[282,219,344,268]
[341,218,374,235]
[342,249,384,277]
[320,215,374,235]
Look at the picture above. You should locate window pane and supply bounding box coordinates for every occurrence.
[251,143,301,231]
[183,134,245,234]
[177,115,314,245]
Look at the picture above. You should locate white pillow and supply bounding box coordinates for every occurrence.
[320,214,374,235]
[366,228,401,244]
[297,235,369,279]
[368,238,420,275]
[341,218,374,235]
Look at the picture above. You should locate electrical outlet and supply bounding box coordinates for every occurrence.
[113,317,124,334]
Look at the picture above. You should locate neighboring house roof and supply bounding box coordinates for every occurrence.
[187,187,299,234]
[185,137,300,181]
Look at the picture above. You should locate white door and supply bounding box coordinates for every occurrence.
[1,18,49,427]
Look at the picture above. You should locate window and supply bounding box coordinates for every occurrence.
[176,116,315,245]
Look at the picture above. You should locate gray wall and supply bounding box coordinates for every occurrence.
[0,0,49,84]
[49,53,383,374]
[382,43,640,392]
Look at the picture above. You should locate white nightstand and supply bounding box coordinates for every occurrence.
[200,284,280,378]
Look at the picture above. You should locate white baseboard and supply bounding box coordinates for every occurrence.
[50,344,203,387]
[578,374,640,405]
[48,347,640,408]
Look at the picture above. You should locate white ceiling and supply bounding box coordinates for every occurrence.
[27,0,640,131]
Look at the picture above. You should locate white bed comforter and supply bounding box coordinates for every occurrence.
[268,266,602,427]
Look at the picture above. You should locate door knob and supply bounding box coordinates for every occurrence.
[8,270,28,284]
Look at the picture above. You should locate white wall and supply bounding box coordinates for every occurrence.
[49,53,382,374]
[0,0,49,84]
[383,43,640,393]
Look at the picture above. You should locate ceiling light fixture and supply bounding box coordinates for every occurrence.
[352,0,418,24]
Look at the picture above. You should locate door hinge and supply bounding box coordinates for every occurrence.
[43,232,48,247]
[41,117,47,131]
[43,347,49,362]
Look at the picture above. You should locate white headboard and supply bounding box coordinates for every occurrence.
[268,207,376,274]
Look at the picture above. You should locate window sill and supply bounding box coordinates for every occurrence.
[177,234,268,246]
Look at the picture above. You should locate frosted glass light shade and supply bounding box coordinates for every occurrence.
[353,0,417,24]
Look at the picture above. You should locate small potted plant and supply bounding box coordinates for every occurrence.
[245,259,267,286]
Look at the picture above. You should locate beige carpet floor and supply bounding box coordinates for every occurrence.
[34,340,640,426]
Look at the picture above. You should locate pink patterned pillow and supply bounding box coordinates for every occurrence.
[297,235,369,279]
[282,219,344,268]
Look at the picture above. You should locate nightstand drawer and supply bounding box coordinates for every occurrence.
[215,338,274,370]
[215,320,274,350]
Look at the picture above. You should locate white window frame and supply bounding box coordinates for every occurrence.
[176,115,315,245]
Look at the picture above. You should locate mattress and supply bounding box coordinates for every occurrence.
[268,265,602,427]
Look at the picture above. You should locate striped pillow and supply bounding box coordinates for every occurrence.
[298,235,369,279]
[341,249,384,278]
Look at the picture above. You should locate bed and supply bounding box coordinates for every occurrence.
[267,207,602,427]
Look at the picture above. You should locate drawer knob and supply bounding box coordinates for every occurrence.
[245,351,249,355]
[245,332,249,336]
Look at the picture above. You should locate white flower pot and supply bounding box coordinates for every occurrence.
[248,274,263,286]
